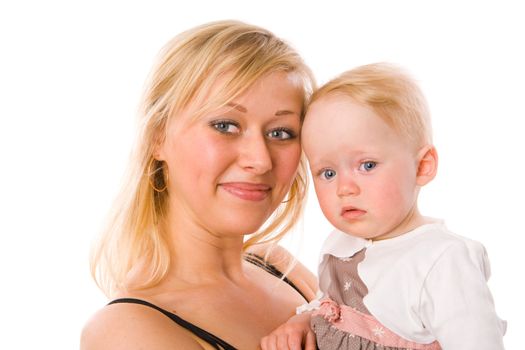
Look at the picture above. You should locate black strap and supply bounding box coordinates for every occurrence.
[244,252,308,301]
[108,253,307,349]
[109,298,236,350]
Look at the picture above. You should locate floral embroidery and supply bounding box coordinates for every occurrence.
[320,299,341,323]
[372,326,385,338]
[344,281,352,291]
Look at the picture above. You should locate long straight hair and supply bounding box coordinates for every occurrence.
[91,20,315,297]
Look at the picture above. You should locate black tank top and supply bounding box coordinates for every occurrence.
[108,253,308,350]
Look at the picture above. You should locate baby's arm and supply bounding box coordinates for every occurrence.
[420,241,506,349]
[260,312,316,350]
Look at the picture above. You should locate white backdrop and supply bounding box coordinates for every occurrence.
[1,1,523,348]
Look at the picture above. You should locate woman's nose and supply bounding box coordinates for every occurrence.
[238,134,273,174]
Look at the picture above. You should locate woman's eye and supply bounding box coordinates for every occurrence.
[211,120,240,134]
[359,161,377,172]
[267,128,295,140]
[320,169,336,180]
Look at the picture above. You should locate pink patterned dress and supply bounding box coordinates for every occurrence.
[311,249,441,350]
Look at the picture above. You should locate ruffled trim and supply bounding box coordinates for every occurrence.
[312,298,441,350]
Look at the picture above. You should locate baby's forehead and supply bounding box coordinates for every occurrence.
[307,92,354,111]
[302,122,420,162]
[305,94,373,122]
[303,94,426,149]
[303,95,381,130]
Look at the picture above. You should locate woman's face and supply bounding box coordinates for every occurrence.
[156,71,303,237]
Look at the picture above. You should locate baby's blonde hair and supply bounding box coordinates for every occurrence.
[91,20,315,297]
[310,62,432,149]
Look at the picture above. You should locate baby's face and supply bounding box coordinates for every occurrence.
[302,94,422,241]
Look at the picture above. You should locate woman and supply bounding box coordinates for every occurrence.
[81,20,318,349]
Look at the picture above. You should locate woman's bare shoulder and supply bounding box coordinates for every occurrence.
[80,301,204,350]
[246,243,318,301]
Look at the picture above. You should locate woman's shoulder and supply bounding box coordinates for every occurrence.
[80,300,204,350]
[246,243,318,301]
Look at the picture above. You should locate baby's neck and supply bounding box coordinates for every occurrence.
[373,212,436,242]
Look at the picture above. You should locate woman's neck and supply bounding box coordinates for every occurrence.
[164,213,248,285]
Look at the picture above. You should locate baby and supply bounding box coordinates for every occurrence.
[261,63,506,350]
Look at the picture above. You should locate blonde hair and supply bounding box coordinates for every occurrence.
[91,20,315,297]
[310,62,432,148]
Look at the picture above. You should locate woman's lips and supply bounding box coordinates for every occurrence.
[341,206,367,219]
[220,182,271,201]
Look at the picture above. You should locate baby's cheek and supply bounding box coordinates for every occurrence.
[316,190,338,222]
[374,182,412,218]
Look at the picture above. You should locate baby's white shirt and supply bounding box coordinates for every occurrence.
[305,221,506,349]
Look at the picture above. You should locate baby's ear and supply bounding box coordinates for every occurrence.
[416,145,438,186]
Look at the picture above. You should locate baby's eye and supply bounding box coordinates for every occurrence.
[211,120,240,134]
[359,161,377,172]
[320,168,337,180]
[266,128,296,140]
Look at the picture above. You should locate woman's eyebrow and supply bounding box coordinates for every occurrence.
[275,110,298,116]
[226,102,247,113]
[226,102,298,117]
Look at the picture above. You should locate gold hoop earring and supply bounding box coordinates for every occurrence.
[148,158,168,192]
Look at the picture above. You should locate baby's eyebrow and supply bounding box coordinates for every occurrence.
[306,160,322,169]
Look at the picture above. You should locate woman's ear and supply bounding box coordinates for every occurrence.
[416,145,438,186]
[152,129,167,160]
